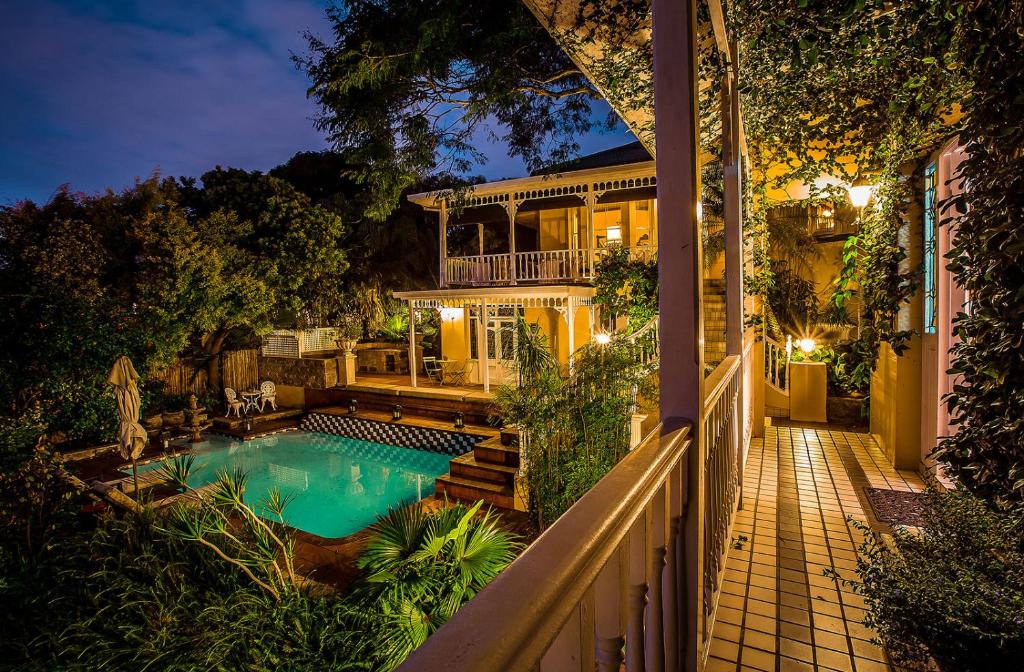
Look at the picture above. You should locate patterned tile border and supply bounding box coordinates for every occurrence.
[301,412,486,456]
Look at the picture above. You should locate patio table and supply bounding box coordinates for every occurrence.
[240,390,262,415]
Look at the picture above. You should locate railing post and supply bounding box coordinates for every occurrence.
[646,485,668,672]
[626,517,648,672]
[594,546,625,672]
[653,0,704,669]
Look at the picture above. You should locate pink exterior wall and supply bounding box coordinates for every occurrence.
[920,139,968,477]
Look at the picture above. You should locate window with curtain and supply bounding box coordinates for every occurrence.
[923,162,938,335]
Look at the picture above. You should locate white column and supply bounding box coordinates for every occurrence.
[478,299,490,392]
[407,299,417,387]
[507,200,518,285]
[653,0,704,669]
[439,200,448,288]
[566,301,576,370]
[723,59,744,357]
[586,192,597,278]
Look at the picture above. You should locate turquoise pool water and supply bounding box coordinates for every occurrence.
[141,431,452,538]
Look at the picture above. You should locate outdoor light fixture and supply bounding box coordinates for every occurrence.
[162,435,170,451]
[439,307,462,322]
[244,418,252,432]
[348,399,358,414]
[606,225,623,243]
[594,332,612,345]
[847,176,874,209]
[696,201,704,222]
[798,337,817,354]
[392,404,403,421]
[454,411,465,429]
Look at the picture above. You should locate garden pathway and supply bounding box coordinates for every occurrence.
[707,424,925,672]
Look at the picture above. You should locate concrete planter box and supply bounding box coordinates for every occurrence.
[258,355,340,390]
[828,394,867,426]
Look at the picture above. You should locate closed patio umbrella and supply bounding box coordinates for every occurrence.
[108,355,148,499]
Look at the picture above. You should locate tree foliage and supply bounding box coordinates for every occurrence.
[0,172,347,442]
[933,0,1024,504]
[299,0,613,217]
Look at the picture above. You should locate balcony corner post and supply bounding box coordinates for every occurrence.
[507,199,518,285]
[439,199,448,288]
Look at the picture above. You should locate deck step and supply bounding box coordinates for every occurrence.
[450,454,517,486]
[473,439,520,468]
[435,474,515,509]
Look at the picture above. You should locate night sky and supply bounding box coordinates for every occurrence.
[0,0,631,205]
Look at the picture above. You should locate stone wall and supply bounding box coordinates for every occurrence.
[258,355,339,390]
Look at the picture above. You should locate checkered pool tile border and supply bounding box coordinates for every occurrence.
[301,413,485,456]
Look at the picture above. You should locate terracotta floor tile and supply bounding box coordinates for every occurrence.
[779,637,813,662]
[741,647,776,672]
[743,629,778,653]
[815,647,854,672]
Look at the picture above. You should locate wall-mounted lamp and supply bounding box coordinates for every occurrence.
[847,176,874,209]
[439,307,462,322]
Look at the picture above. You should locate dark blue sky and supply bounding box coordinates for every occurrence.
[0,0,631,205]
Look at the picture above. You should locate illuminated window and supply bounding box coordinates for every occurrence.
[923,162,937,335]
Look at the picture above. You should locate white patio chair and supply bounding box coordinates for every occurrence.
[224,388,243,417]
[259,380,277,412]
[422,357,444,384]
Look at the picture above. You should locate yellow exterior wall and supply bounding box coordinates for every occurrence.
[439,308,470,363]
[871,342,923,469]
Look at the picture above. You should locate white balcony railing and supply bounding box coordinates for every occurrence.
[443,246,658,285]
[397,425,692,672]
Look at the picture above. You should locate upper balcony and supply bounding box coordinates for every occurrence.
[444,245,657,286]
[406,157,659,288]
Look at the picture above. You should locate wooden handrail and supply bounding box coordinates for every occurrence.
[397,424,691,672]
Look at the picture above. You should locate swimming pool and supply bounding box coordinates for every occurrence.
[142,431,453,538]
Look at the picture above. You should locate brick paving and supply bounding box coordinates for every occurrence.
[707,424,925,672]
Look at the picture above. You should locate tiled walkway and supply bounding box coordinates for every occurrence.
[707,424,925,672]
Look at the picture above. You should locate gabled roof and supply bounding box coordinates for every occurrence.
[531,141,652,176]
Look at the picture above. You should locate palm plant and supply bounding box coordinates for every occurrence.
[351,500,520,671]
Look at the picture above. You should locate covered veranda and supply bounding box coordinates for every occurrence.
[393,285,596,392]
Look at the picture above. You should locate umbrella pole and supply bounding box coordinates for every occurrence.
[132,457,140,502]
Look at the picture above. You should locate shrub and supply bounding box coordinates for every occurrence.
[841,487,1024,671]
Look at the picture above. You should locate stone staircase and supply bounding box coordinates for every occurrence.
[704,279,727,365]
[435,430,519,509]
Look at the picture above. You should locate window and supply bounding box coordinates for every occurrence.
[923,162,938,335]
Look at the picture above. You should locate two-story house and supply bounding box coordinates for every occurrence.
[394,142,663,391]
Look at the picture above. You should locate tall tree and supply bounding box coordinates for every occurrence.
[299,0,613,218]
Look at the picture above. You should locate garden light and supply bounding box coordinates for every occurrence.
[798,337,816,354]
[348,399,358,415]
[392,404,403,421]
[847,175,874,209]
[594,332,611,345]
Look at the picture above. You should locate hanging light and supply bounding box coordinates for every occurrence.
[847,175,874,209]
[392,404,403,421]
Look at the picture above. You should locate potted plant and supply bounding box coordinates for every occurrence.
[336,311,362,354]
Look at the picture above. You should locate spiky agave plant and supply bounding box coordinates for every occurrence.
[157,452,197,491]
[353,500,520,671]
[163,468,298,601]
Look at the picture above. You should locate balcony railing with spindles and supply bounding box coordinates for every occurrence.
[442,246,657,286]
